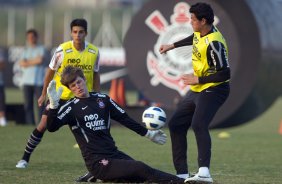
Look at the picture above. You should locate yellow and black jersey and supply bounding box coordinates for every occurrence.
[174,26,230,92]
[49,41,100,100]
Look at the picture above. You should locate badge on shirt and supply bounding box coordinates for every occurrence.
[97,98,105,108]
[99,159,109,166]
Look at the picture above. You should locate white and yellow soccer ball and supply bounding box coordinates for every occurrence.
[142,106,166,130]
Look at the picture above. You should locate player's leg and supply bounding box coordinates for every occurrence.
[23,85,35,125]
[16,99,68,168]
[90,158,185,183]
[75,150,132,182]
[186,84,229,183]
[168,91,196,177]
[16,114,47,168]
[35,86,45,123]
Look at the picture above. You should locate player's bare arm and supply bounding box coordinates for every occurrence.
[19,56,44,68]
[38,68,55,106]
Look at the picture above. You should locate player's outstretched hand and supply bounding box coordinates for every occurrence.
[47,80,63,109]
[159,44,174,54]
[145,130,167,145]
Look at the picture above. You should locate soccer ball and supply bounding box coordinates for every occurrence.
[142,106,166,130]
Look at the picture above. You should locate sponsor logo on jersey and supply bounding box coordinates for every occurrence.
[88,48,96,54]
[97,94,106,98]
[58,106,72,120]
[66,48,73,53]
[66,58,93,70]
[97,98,105,108]
[110,98,125,113]
[84,113,107,131]
[68,58,81,64]
[82,106,88,110]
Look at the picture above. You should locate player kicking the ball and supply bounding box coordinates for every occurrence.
[46,65,185,183]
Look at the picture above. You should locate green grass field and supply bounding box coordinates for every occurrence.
[0,97,282,184]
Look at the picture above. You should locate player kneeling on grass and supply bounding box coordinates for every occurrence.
[46,65,184,183]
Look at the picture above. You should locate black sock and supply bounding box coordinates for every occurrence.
[22,128,44,162]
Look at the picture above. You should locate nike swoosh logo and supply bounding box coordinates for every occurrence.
[100,68,128,84]
[82,106,88,110]
[206,90,213,93]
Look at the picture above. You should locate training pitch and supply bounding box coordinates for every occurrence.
[0,98,281,184]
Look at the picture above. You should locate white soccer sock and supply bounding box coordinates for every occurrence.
[198,167,210,177]
[177,173,190,179]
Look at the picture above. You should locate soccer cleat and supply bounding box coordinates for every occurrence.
[16,160,28,168]
[184,173,213,183]
[75,172,96,182]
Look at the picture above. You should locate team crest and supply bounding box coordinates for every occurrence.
[145,2,219,96]
[97,98,105,108]
[99,159,109,166]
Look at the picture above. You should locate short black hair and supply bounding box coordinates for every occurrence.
[70,18,88,32]
[26,29,38,38]
[189,3,214,25]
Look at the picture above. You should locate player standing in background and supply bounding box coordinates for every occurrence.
[159,3,230,183]
[0,48,7,127]
[46,65,184,183]
[16,18,100,182]
[18,29,47,125]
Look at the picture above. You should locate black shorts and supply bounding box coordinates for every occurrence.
[87,151,184,183]
[0,85,5,111]
[42,99,68,115]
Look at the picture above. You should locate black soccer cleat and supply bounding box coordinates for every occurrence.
[75,172,97,182]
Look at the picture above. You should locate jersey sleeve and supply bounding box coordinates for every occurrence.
[47,104,72,132]
[49,45,64,70]
[199,41,230,83]
[173,34,194,48]
[108,96,148,136]
[207,41,229,71]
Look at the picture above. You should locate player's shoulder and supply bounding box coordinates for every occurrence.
[86,42,99,54]
[57,98,76,114]
[209,40,226,51]
[59,41,73,53]
[55,41,71,54]
[60,41,72,47]
[89,92,108,98]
